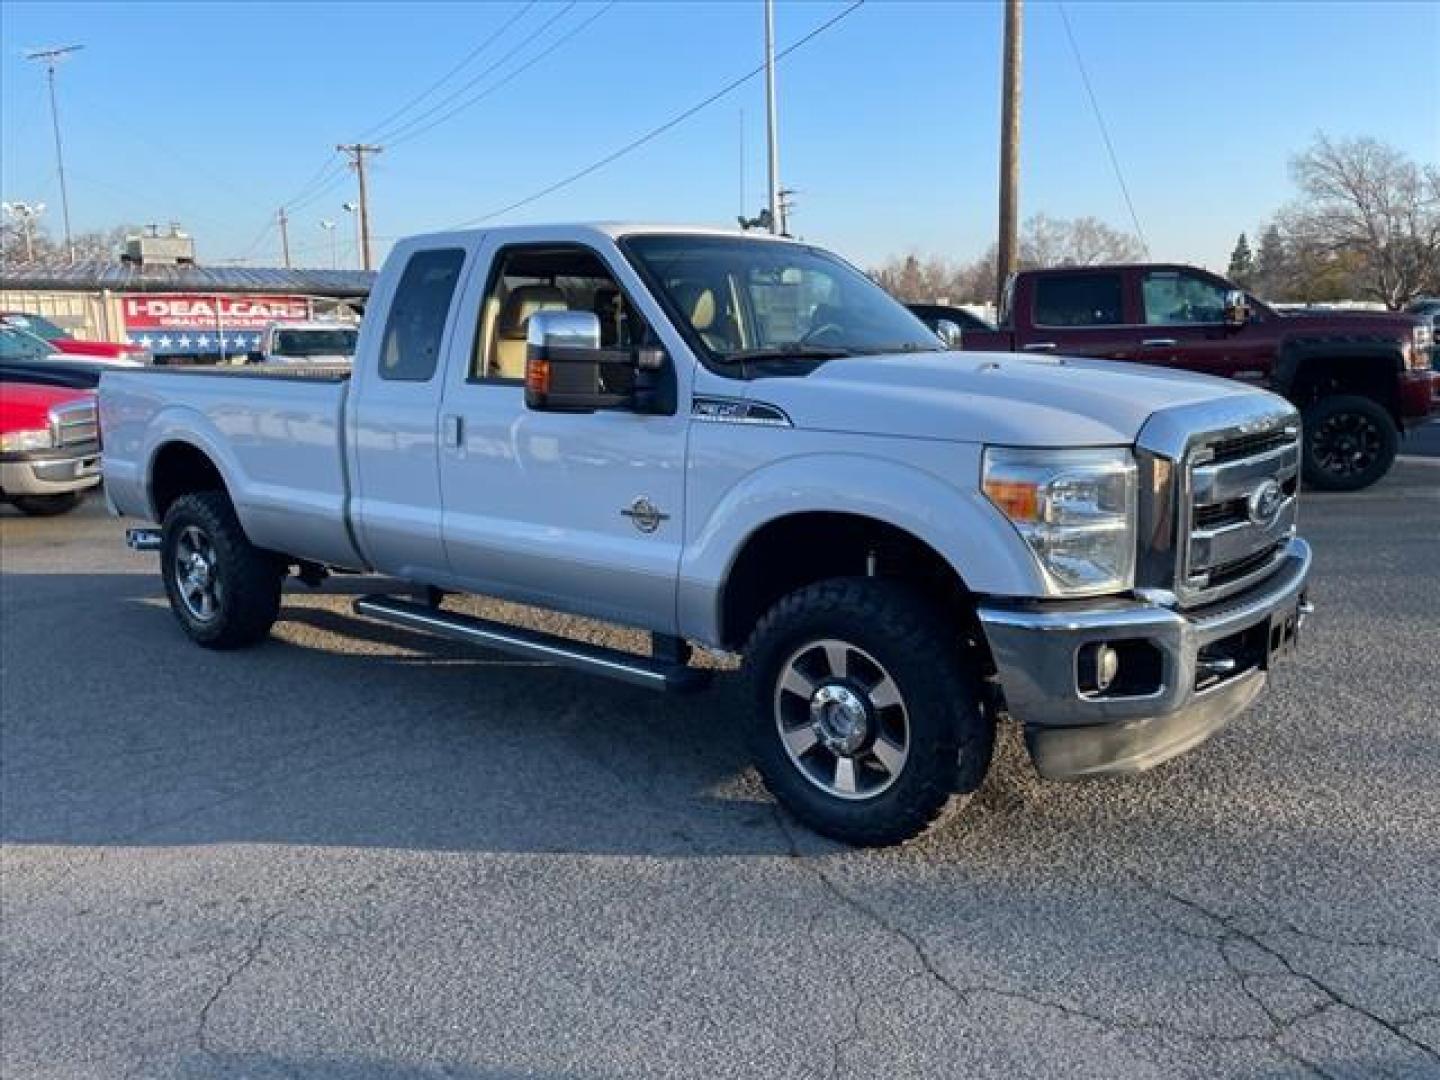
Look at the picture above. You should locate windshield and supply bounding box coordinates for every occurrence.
[624,234,941,364]
[273,328,358,357]
[0,326,56,361]
[2,314,67,341]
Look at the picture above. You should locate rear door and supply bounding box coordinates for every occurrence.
[350,244,472,582]
[1020,270,1141,361]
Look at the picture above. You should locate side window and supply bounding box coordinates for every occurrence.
[473,244,648,381]
[379,248,465,382]
[1033,273,1124,327]
[1142,271,1228,325]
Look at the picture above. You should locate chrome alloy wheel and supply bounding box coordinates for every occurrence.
[174,525,221,622]
[773,638,910,800]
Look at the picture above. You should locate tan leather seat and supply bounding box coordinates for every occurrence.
[671,280,732,352]
[491,285,567,378]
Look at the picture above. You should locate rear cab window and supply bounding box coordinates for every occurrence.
[379,248,466,382]
[1033,272,1124,327]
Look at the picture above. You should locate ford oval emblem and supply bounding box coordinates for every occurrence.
[1247,479,1284,527]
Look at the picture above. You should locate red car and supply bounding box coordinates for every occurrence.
[0,380,101,515]
[0,311,149,364]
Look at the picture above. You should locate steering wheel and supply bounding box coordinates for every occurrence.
[799,321,846,346]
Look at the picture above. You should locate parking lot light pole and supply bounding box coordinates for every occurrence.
[320,219,337,270]
[2,201,46,261]
[764,0,781,236]
[26,45,83,262]
[342,203,360,270]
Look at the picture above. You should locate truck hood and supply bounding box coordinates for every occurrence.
[750,351,1268,446]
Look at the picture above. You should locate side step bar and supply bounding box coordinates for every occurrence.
[126,527,163,552]
[354,595,710,694]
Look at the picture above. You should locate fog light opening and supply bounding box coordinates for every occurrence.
[1077,639,1164,699]
[1078,642,1120,695]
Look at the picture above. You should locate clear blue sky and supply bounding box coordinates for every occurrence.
[2,1,1436,272]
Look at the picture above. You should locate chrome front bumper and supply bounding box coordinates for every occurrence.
[977,537,1312,780]
[0,452,102,496]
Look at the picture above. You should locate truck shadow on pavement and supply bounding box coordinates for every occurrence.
[0,572,823,857]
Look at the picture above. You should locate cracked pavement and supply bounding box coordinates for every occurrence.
[2,461,1437,1079]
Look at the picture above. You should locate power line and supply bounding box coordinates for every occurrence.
[246,0,580,248]
[450,0,866,229]
[381,1,587,148]
[1056,3,1149,257]
[359,1,538,141]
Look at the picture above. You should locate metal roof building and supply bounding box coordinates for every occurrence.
[0,261,375,297]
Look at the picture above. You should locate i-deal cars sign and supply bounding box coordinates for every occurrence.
[121,294,313,355]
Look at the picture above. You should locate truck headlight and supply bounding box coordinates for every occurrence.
[982,446,1137,596]
[0,428,56,453]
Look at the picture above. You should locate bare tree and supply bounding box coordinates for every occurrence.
[874,214,1143,304]
[1019,213,1145,267]
[0,222,132,264]
[1283,134,1440,309]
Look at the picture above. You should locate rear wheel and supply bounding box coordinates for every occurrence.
[742,578,993,847]
[1301,394,1398,492]
[11,492,83,516]
[160,491,282,649]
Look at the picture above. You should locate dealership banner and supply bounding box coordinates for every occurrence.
[120,294,313,355]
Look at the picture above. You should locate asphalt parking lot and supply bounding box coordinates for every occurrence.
[2,461,1438,1080]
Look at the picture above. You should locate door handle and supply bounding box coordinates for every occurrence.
[1023,342,1056,351]
[1141,338,1178,347]
[441,414,463,447]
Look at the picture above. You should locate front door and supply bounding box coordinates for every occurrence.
[436,239,689,633]
[1134,267,1276,383]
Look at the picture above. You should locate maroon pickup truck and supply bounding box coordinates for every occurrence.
[949,264,1437,490]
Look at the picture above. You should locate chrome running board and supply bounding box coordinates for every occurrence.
[354,595,710,694]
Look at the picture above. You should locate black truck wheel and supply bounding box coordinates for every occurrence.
[741,578,993,847]
[11,492,83,516]
[160,491,282,649]
[1302,395,1398,492]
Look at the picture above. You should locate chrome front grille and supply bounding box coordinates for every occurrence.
[1180,421,1299,605]
[50,399,99,448]
[1135,396,1302,609]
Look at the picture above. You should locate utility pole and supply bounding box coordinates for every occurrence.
[337,143,382,271]
[763,0,781,236]
[277,207,291,269]
[996,0,1022,306]
[26,45,83,262]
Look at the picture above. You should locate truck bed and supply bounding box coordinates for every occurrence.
[100,366,365,570]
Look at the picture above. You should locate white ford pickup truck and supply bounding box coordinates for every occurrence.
[102,223,1312,846]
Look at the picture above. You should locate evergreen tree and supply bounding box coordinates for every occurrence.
[1227,233,1255,286]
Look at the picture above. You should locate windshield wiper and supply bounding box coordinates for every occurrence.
[716,345,858,364]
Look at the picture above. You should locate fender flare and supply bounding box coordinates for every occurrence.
[141,404,249,525]
[1272,337,1404,401]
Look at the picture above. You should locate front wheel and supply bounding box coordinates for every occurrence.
[11,492,83,516]
[1301,395,1398,492]
[741,578,994,847]
[160,491,282,649]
